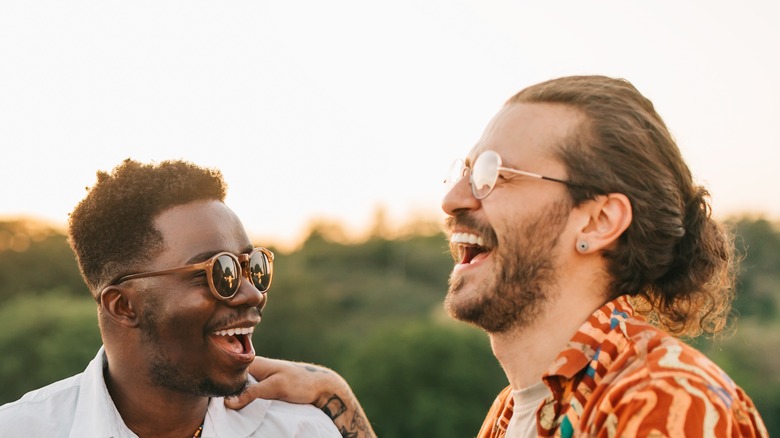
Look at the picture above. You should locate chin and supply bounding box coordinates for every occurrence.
[198,372,249,398]
[445,286,482,322]
[196,354,255,395]
[222,381,249,398]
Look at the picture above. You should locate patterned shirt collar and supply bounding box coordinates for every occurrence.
[543,295,634,382]
[536,296,637,436]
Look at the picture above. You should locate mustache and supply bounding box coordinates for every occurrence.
[444,213,498,249]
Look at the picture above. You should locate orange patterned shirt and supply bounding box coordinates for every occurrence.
[477,296,768,437]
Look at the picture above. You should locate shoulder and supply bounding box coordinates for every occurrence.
[261,399,343,436]
[616,318,735,391]
[210,397,342,437]
[595,320,767,436]
[0,374,82,437]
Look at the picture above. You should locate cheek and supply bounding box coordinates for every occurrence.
[483,206,520,240]
[155,296,215,340]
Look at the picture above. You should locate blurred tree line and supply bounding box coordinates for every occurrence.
[0,216,778,437]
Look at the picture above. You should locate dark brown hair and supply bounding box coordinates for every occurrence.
[68,159,227,299]
[508,75,735,337]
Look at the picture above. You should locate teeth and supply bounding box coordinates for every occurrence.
[214,326,255,336]
[450,232,484,247]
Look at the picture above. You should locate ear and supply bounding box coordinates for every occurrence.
[573,193,632,253]
[99,286,140,328]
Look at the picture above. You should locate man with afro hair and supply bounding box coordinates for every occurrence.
[0,159,343,437]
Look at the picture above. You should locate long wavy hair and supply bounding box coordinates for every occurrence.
[508,75,735,337]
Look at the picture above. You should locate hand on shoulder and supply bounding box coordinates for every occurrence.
[225,356,377,438]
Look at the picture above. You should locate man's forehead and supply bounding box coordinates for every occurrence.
[465,102,582,163]
[153,200,251,263]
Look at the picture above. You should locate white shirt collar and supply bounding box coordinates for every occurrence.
[69,347,270,438]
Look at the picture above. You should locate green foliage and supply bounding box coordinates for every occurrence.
[0,216,778,437]
[0,291,102,403]
[339,321,506,438]
[253,230,453,364]
[0,220,87,302]
[695,320,780,434]
[729,217,780,321]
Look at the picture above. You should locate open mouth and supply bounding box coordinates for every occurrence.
[210,326,255,360]
[450,232,491,264]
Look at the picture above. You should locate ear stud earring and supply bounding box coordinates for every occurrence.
[576,241,589,253]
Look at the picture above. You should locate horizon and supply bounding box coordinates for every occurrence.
[2,205,778,254]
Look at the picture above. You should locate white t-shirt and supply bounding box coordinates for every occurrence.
[504,382,551,438]
[0,347,341,437]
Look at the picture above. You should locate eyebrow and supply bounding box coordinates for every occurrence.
[186,251,220,264]
[185,245,255,264]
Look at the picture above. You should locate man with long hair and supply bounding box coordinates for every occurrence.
[235,75,768,437]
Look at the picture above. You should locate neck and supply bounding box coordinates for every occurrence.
[490,276,607,390]
[104,363,209,438]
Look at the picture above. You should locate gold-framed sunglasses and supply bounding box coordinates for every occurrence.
[112,247,274,300]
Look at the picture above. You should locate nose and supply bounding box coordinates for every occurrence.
[442,172,481,216]
[227,277,266,310]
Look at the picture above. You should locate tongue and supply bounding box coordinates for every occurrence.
[211,335,244,354]
[461,246,490,265]
[470,251,490,264]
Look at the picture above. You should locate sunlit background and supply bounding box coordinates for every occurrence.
[2,3,780,434]
[2,1,778,250]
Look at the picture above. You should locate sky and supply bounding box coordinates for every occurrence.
[1,1,778,249]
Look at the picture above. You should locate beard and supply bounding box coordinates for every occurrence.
[444,198,571,333]
[139,300,247,398]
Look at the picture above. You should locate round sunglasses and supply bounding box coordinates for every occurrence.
[112,247,274,300]
[445,150,578,199]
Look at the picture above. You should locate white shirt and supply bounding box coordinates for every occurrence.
[504,382,551,438]
[0,347,341,438]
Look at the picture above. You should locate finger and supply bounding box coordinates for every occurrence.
[225,376,290,410]
[247,356,278,381]
[223,395,247,410]
[224,391,252,410]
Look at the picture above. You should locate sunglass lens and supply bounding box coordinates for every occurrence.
[472,152,499,198]
[212,255,241,298]
[248,251,271,292]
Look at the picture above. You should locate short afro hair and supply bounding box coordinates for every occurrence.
[68,159,227,298]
